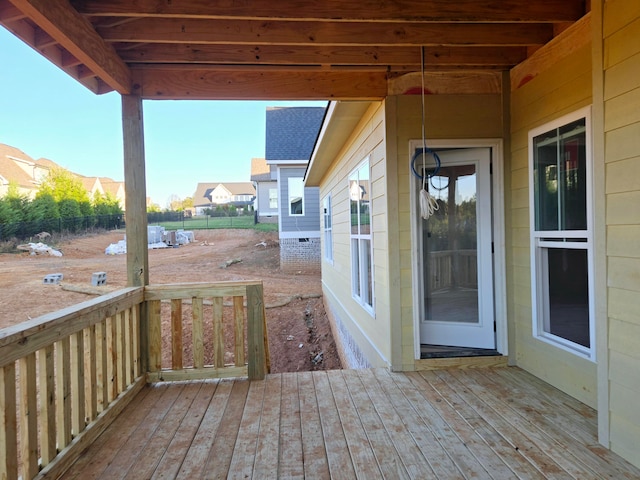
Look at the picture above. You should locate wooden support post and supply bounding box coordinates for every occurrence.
[247,283,266,380]
[122,94,150,374]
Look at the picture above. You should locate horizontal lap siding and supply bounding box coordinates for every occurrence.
[510,43,596,407]
[257,181,277,217]
[603,0,640,467]
[279,167,320,232]
[319,103,391,367]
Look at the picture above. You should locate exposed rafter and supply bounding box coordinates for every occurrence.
[0,0,589,99]
[71,0,585,23]
[95,19,554,47]
[119,44,528,70]
[130,66,388,101]
[6,0,131,94]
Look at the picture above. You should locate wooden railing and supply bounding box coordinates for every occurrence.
[144,281,269,382]
[0,281,268,480]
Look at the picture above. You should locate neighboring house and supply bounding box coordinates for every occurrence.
[192,182,255,215]
[250,157,278,224]
[305,8,640,467]
[77,175,104,198]
[76,175,126,210]
[0,144,49,198]
[100,177,126,210]
[265,106,326,272]
[1,144,126,209]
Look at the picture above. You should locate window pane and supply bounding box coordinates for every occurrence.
[362,239,373,307]
[545,248,590,347]
[288,177,303,215]
[533,134,559,230]
[559,120,587,230]
[350,178,360,234]
[359,164,370,235]
[269,188,278,209]
[533,118,586,231]
[352,239,360,296]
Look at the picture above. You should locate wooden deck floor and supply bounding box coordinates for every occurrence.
[59,367,640,479]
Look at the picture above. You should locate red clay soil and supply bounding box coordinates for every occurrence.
[0,229,341,373]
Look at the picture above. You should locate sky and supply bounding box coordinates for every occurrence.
[0,27,325,207]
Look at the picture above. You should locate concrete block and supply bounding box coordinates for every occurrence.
[91,271,107,286]
[43,273,63,285]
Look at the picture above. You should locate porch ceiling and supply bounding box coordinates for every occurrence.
[1,0,588,100]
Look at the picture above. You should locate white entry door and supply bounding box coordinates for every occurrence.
[417,148,495,349]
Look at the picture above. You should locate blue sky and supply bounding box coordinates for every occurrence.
[0,27,324,207]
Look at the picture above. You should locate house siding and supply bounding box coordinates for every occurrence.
[278,166,321,272]
[392,94,504,370]
[278,166,320,232]
[318,102,391,367]
[256,180,278,222]
[603,0,640,466]
[510,44,596,406]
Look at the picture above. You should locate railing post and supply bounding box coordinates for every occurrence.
[246,283,266,380]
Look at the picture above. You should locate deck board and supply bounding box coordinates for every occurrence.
[297,371,331,479]
[275,373,302,478]
[58,367,640,480]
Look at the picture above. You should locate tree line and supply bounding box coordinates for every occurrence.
[0,167,123,235]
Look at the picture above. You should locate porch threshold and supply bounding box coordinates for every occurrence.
[420,344,500,359]
[416,355,507,370]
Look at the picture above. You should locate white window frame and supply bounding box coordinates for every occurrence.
[323,194,333,263]
[528,106,595,361]
[349,158,374,314]
[269,188,278,209]
[288,177,304,216]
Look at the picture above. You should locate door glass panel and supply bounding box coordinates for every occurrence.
[423,165,478,324]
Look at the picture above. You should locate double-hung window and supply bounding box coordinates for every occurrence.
[269,188,278,209]
[323,195,333,263]
[349,159,373,312]
[528,107,594,359]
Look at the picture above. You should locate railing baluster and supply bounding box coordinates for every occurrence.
[125,308,133,386]
[71,331,85,436]
[95,321,108,413]
[171,299,183,369]
[84,325,97,423]
[212,297,224,368]
[192,297,204,369]
[56,337,72,449]
[1,363,17,480]
[19,353,38,478]
[39,345,56,466]
[148,300,162,372]
[233,296,245,367]
[117,311,126,393]
[105,316,116,403]
[132,304,140,379]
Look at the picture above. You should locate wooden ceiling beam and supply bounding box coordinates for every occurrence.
[72,0,585,23]
[130,65,387,100]
[7,0,131,93]
[97,19,553,47]
[0,0,25,22]
[119,44,527,68]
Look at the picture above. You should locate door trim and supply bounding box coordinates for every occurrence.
[409,139,507,360]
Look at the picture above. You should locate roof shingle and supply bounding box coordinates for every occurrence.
[265,106,326,162]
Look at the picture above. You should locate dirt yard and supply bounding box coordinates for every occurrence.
[0,229,341,373]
